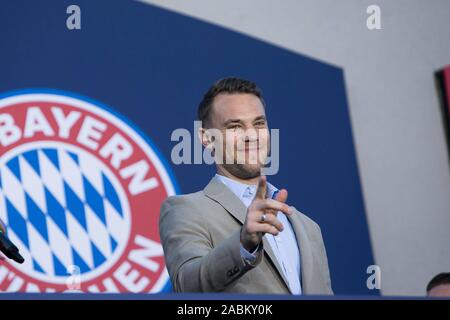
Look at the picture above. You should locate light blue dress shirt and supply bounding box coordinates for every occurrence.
[215,174,302,294]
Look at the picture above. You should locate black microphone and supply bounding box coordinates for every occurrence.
[0,230,25,264]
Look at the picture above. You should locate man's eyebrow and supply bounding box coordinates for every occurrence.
[222,115,266,126]
[223,118,243,126]
[253,115,266,122]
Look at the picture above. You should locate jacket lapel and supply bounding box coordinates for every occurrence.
[204,177,292,293]
[287,209,317,294]
[204,176,247,224]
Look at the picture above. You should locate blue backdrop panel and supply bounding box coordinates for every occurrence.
[0,0,375,295]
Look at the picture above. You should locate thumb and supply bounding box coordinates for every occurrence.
[275,189,288,203]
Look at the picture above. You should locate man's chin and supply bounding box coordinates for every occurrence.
[222,164,262,180]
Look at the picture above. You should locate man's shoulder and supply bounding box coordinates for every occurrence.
[291,206,322,234]
[160,190,215,218]
[162,190,209,207]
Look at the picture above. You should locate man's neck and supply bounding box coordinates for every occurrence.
[216,166,260,185]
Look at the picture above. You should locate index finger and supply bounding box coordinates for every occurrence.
[255,175,267,199]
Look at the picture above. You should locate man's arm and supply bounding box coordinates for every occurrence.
[159,196,263,292]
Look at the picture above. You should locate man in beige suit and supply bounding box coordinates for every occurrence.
[160,77,333,294]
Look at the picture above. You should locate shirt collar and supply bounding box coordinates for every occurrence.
[215,174,278,201]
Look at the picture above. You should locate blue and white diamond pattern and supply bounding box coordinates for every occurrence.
[0,143,130,280]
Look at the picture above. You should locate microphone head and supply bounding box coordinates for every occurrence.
[0,231,25,264]
[12,252,25,264]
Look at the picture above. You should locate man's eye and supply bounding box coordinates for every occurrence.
[254,121,266,127]
[227,125,240,130]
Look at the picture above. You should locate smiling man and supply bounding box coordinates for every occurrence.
[159,77,332,294]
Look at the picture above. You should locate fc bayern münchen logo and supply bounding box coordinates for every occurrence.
[0,89,177,293]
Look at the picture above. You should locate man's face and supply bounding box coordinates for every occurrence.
[428,284,450,297]
[205,93,270,180]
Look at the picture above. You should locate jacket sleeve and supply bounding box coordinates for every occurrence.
[159,196,263,292]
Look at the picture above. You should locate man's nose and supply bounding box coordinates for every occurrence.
[242,128,260,141]
[244,135,258,142]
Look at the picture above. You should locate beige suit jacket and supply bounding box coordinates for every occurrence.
[159,176,333,294]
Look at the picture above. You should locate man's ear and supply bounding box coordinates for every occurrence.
[197,126,214,150]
